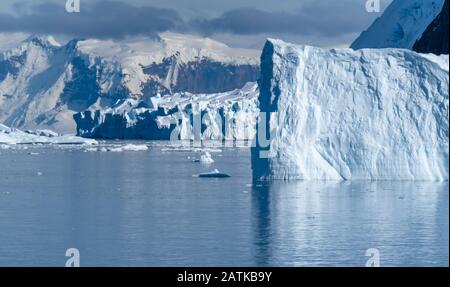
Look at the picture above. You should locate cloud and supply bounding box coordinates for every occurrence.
[191,0,381,37]
[0,1,184,39]
[0,0,391,48]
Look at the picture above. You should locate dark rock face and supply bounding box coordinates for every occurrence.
[172,60,259,94]
[60,57,102,112]
[143,57,260,95]
[0,53,26,82]
[413,0,449,55]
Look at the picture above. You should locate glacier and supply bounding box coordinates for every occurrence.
[74,82,259,141]
[351,0,445,50]
[0,33,259,133]
[252,39,449,181]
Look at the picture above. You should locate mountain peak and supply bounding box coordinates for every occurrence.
[351,0,445,50]
[23,35,61,49]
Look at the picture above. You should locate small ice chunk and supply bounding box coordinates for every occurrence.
[84,148,98,152]
[121,144,148,151]
[200,152,214,164]
[107,144,149,152]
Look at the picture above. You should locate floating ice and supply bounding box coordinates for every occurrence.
[198,169,231,178]
[101,144,149,152]
[200,152,215,164]
[0,124,97,145]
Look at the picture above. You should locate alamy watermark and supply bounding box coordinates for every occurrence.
[66,0,81,13]
[366,0,381,13]
[65,248,81,267]
[365,248,380,267]
[166,111,277,159]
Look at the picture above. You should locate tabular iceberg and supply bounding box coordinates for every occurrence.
[252,39,449,181]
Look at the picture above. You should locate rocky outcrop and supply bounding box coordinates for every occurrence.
[413,0,449,55]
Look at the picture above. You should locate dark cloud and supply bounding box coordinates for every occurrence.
[0,1,183,39]
[191,0,375,37]
[0,0,388,47]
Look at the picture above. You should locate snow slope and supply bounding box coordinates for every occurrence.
[74,82,259,141]
[252,39,449,181]
[0,33,259,133]
[351,0,445,50]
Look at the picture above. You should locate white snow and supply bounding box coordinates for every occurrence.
[252,39,449,181]
[0,124,97,145]
[77,32,260,68]
[351,0,445,49]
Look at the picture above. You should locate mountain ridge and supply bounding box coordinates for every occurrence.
[0,33,260,133]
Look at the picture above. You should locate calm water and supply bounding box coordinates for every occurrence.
[0,141,448,267]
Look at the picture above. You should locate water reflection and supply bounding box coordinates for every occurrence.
[250,180,449,266]
[0,145,448,266]
[251,182,272,266]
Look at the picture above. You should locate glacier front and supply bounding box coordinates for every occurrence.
[74,82,259,141]
[252,39,449,181]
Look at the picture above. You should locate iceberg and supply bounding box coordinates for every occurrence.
[252,39,449,181]
[0,124,97,145]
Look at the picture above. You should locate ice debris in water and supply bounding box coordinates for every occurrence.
[200,152,215,164]
[86,144,149,152]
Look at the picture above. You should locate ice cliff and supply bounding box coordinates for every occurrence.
[252,39,449,181]
[74,82,259,141]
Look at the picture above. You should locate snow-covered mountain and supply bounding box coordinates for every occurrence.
[252,39,449,181]
[74,82,259,140]
[351,0,445,50]
[0,33,259,133]
[413,0,449,55]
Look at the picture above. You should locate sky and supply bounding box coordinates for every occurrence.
[0,0,393,49]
